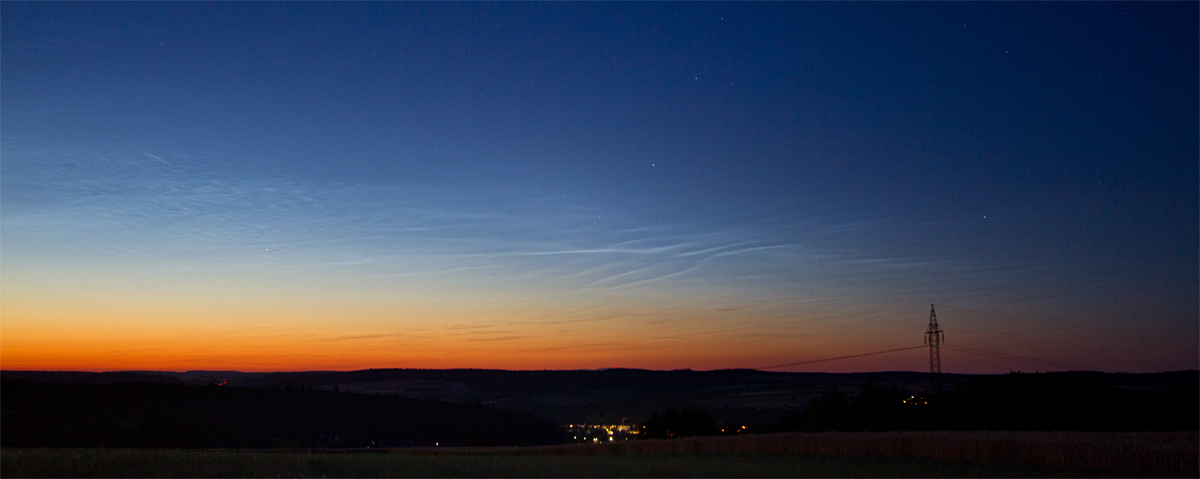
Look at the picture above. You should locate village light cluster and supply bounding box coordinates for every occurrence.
[565,424,639,443]
[902,395,929,406]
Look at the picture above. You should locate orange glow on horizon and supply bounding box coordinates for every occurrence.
[4,283,1190,374]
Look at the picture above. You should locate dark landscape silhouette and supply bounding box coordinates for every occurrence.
[2,369,1195,449]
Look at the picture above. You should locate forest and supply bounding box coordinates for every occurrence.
[3,371,1195,449]
[0,379,566,448]
[641,372,1198,438]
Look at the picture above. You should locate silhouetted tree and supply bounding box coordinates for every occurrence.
[772,374,1199,433]
[0,379,568,448]
[640,407,719,438]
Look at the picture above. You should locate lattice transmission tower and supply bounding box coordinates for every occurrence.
[924,304,944,388]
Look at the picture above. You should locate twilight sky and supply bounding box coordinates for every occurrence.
[3,2,1196,373]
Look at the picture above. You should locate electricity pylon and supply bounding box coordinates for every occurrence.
[924,304,944,389]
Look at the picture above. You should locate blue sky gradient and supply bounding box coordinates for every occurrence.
[3,2,1196,372]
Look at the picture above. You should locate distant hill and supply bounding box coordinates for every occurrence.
[242,368,959,424]
[0,371,181,384]
[243,369,1199,425]
[5,369,1194,427]
[1,379,566,448]
[768,372,1198,433]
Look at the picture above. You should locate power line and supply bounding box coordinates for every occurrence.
[941,344,1108,372]
[485,344,927,401]
[483,305,1112,401]
[754,345,927,371]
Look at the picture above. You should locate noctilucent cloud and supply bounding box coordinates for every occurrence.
[3,3,1196,373]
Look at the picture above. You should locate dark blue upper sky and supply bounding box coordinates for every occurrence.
[3,2,1196,372]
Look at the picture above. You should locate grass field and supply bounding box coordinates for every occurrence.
[4,431,1196,478]
[1,449,1109,478]
[528,430,1198,477]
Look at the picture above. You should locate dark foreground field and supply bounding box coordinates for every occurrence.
[4,431,1196,478]
[0,450,1103,478]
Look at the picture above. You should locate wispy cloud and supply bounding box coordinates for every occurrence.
[0,137,1006,313]
[9,134,1173,371]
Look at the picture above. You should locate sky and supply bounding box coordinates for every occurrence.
[2,2,1196,374]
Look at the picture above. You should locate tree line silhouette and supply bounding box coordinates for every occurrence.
[1,379,567,448]
[4,371,1194,448]
[642,372,1198,437]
